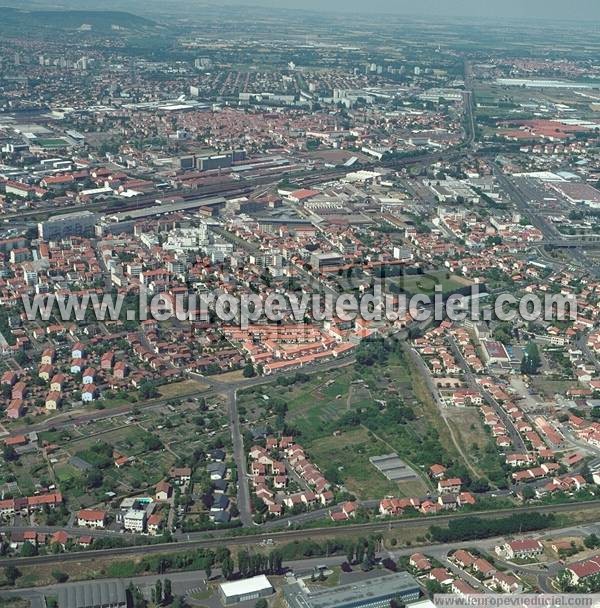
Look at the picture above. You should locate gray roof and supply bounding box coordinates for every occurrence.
[283,571,420,608]
[57,579,127,608]
[207,462,227,475]
[109,196,225,222]
[69,456,92,470]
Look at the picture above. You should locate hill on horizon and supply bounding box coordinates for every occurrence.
[0,7,157,33]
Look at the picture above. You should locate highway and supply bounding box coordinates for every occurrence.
[492,165,600,274]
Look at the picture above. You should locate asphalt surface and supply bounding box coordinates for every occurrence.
[4,519,600,606]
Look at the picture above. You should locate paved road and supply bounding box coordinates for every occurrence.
[226,388,252,526]
[3,519,600,605]
[493,166,600,275]
[447,334,527,452]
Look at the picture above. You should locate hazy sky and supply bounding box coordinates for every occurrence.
[217,0,600,21]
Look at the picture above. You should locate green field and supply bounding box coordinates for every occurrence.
[306,427,427,500]
[54,463,83,484]
[387,271,472,296]
[35,138,69,148]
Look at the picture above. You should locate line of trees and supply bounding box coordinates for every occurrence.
[429,512,554,543]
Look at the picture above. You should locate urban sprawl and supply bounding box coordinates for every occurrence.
[1,4,600,608]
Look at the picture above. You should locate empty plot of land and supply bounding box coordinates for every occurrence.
[369,453,419,481]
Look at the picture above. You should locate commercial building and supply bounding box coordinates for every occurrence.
[57,579,127,608]
[283,571,420,608]
[310,252,344,270]
[196,149,246,171]
[481,340,511,365]
[219,574,274,605]
[38,210,97,241]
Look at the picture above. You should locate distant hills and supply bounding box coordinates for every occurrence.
[0,7,157,33]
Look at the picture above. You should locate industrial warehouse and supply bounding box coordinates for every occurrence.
[219,574,274,605]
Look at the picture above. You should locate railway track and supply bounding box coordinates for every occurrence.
[1,500,598,568]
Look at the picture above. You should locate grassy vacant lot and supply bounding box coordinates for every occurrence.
[239,366,359,438]
[530,377,577,399]
[53,463,82,484]
[386,271,472,296]
[306,428,399,499]
[240,344,475,496]
[158,379,208,398]
[445,408,505,484]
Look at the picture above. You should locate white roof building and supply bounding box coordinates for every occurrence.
[219,575,274,605]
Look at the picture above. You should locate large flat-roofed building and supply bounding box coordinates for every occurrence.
[197,149,246,171]
[310,252,344,270]
[57,579,126,608]
[219,574,274,605]
[283,571,420,608]
[38,210,97,241]
[107,196,226,223]
[481,340,511,365]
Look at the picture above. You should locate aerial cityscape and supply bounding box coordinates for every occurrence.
[2,1,600,607]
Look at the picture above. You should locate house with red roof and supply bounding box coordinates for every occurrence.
[77,509,107,529]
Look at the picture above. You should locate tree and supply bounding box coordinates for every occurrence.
[270,550,283,573]
[52,570,68,583]
[554,570,573,593]
[522,486,535,500]
[243,362,256,378]
[4,565,20,585]
[143,433,163,451]
[127,583,148,608]
[215,546,230,563]
[163,579,172,604]
[425,579,444,596]
[585,534,600,549]
[86,467,103,489]
[205,564,212,581]
[361,553,372,572]
[20,541,37,557]
[2,444,17,462]
[238,550,249,577]
[222,556,235,580]
[155,580,163,605]
[355,541,365,564]
[521,341,541,375]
